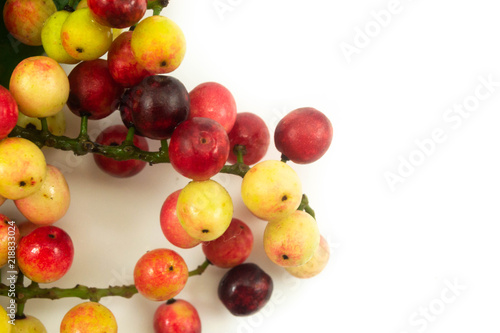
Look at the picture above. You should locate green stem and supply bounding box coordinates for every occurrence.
[78,115,89,140]
[234,145,246,164]
[123,126,135,145]
[39,117,49,134]
[8,125,169,162]
[298,194,315,219]
[0,259,211,303]
[152,6,163,15]
[188,259,211,277]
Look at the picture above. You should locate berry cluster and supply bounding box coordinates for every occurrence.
[0,0,334,331]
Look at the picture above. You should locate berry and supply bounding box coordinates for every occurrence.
[134,248,189,301]
[0,85,18,140]
[67,59,124,120]
[274,107,333,164]
[218,263,273,316]
[2,0,56,46]
[9,56,69,118]
[160,190,201,249]
[176,179,233,242]
[131,15,186,74]
[169,117,230,181]
[241,160,302,221]
[153,299,202,333]
[60,302,117,333]
[107,31,154,88]
[263,210,320,267]
[14,165,70,225]
[188,82,237,133]
[16,226,74,283]
[87,0,147,28]
[61,8,113,61]
[227,112,270,165]
[0,137,47,200]
[93,125,149,177]
[202,218,253,268]
[120,75,190,140]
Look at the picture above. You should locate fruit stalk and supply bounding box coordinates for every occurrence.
[0,259,211,303]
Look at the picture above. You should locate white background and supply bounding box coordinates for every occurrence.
[2,0,500,332]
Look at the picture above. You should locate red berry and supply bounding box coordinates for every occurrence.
[202,218,253,268]
[93,125,149,178]
[88,0,147,28]
[169,117,230,181]
[188,82,237,133]
[0,85,18,140]
[16,226,74,283]
[107,31,154,88]
[274,107,333,164]
[227,112,270,165]
[153,299,201,333]
[67,59,124,120]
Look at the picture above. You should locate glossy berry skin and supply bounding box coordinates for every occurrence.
[0,85,18,140]
[188,82,237,133]
[153,299,202,333]
[93,125,149,177]
[120,75,190,140]
[169,117,230,181]
[16,226,74,283]
[88,0,146,28]
[67,59,124,120]
[134,248,189,301]
[227,112,270,165]
[218,263,273,316]
[160,190,201,249]
[107,31,153,88]
[202,218,253,268]
[274,107,333,164]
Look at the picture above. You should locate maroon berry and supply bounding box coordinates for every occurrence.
[218,263,273,316]
[120,75,189,140]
